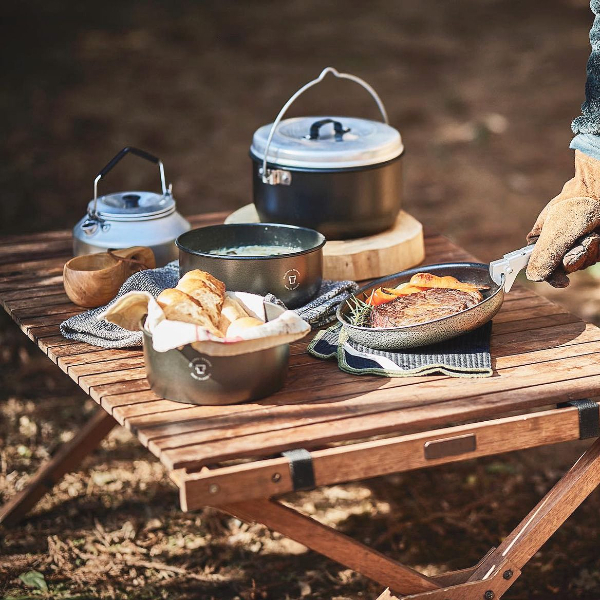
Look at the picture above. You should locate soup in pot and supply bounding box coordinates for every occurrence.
[207,244,300,257]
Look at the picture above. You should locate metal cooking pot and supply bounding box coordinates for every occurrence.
[337,246,535,350]
[177,223,325,308]
[73,147,191,266]
[250,67,404,240]
[143,302,289,405]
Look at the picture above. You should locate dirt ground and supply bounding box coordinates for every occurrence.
[2,0,600,598]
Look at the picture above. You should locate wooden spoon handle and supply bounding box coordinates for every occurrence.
[110,246,156,270]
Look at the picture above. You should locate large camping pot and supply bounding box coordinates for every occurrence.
[250,67,404,240]
[73,147,191,266]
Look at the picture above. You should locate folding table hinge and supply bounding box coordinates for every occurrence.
[558,399,600,439]
[281,448,316,491]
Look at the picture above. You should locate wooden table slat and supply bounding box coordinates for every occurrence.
[0,245,71,267]
[78,366,148,394]
[5,291,69,310]
[19,311,84,330]
[13,302,88,319]
[0,274,64,292]
[0,258,65,278]
[26,325,64,341]
[58,349,143,369]
[0,229,72,247]
[47,340,128,358]
[67,356,146,379]
[0,285,66,302]
[87,377,151,399]
[101,389,163,411]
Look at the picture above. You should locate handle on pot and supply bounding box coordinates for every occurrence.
[307,118,350,141]
[91,147,168,217]
[261,67,390,184]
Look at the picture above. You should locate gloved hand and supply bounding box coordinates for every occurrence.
[526,150,600,287]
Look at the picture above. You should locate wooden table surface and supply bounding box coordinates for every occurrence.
[2,211,600,476]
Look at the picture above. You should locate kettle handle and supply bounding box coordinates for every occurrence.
[260,67,389,184]
[91,147,167,217]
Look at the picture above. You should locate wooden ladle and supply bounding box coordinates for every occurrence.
[64,246,156,308]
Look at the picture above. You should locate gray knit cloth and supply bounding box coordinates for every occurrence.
[60,261,358,348]
[264,279,358,329]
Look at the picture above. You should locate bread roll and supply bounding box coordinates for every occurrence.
[176,270,225,327]
[226,316,264,338]
[156,288,194,310]
[157,288,223,337]
[217,296,249,333]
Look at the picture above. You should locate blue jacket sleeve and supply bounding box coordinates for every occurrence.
[572,0,600,134]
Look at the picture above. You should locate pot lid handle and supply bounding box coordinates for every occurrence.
[307,118,351,141]
[91,147,168,217]
[261,67,390,184]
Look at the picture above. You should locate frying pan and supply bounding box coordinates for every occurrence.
[336,245,534,350]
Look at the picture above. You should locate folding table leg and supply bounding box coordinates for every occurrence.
[0,409,117,527]
[467,436,600,582]
[219,439,600,599]
[377,437,600,600]
[221,498,441,594]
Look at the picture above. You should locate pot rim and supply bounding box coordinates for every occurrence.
[176,223,326,261]
[249,148,404,174]
[250,116,404,169]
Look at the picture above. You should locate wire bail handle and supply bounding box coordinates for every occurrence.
[91,147,168,217]
[260,67,390,183]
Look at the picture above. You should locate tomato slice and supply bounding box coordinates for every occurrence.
[366,287,398,306]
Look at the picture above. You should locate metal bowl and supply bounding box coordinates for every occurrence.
[143,302,289,405]
[336,263,504,350]
[176,223,325,308]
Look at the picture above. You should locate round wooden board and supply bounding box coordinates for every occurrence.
[225,205,424,281]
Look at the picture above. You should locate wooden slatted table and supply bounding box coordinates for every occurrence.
[1,211,600,600]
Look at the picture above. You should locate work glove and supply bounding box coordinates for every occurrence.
[526,150,600,287]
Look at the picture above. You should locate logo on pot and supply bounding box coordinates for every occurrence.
[189,357,212,381]
[284,268,301,290]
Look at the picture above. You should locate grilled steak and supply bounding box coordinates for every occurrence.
[369,287,482,328]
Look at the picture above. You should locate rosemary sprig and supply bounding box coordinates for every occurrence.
[346,295,373,327]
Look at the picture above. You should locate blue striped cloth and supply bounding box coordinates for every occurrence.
[308,322,493,378]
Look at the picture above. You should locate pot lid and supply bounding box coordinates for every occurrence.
[251,116,403,169]
[88,191,176,221]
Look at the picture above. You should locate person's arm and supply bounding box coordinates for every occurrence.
[572,0,600,138]
[526,1,600,286]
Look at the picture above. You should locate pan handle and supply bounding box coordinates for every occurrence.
[489,244,535,293]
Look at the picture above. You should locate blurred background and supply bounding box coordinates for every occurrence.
[1,0,592,258]
[2,1,600,599]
